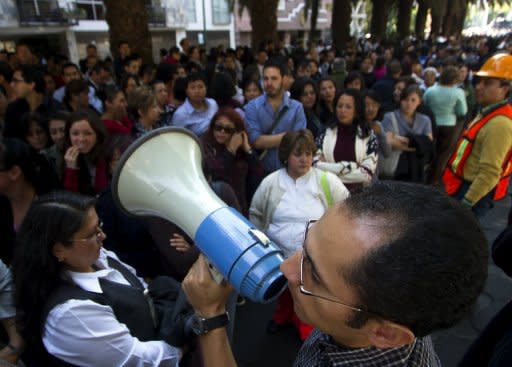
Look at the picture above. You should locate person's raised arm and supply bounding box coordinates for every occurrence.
[182,255,237,367]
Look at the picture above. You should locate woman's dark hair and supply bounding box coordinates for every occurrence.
[363,89,383,122]
[12,191,96,346]
[439,66,460,86]
[63,109,107,194]
[127,86,156,119]
[344,71,366,90]
[331,89,370,138]
[104,84,122,104]
[208,72,236,101]
[173,77,187,102]
[103,133,133,179]
[375,56,386,69]
[203,107,246,147]
[400,84,423,102]
[290,77,317,102]
[0,138,59,194]
[120,73,140,94]
[278,129,316,166]
[242,78,262,95]
[19,111,51,149]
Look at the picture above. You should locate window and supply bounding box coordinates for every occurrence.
[212,0,229,25]
[187,0,196,23]
[75,0,105,20]
[278,0,285,11]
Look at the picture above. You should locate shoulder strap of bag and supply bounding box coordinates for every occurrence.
[390,111,399,134]
[259,105,289,160]
[320,171,333,207]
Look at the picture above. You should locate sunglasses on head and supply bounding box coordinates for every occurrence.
[213,124,236,134]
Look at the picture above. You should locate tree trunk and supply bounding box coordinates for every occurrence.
[370,0,394,40]
[446,0,468,38]
[247,0,279,51]
[104,0,153,63]
[430,0,448,37]
[397,0,414,39]
[331,0,351,52]
[309,0,320,42]
[415,0,431,39]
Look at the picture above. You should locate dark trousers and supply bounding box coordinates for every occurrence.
[451,181,494,219]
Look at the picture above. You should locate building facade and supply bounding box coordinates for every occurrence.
[0,0,235,63]
[235,0,334,47]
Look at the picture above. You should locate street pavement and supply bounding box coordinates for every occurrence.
[233,196,512,367]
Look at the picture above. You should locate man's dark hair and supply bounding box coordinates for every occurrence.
[62,62,79,74]
[263,59,288,77]
[118,40,129,49]
[86,44,97,50]
[123,54,139,68]
[64,79,89,105]
[341,181,488,337]
[185,72,206,89]
[169,46,180,55]
[90,61,109,74]
[16,64,45,94]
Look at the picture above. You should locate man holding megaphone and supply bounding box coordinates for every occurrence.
[182,182,488,367]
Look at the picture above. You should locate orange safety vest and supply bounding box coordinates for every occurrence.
[442,103,512,201]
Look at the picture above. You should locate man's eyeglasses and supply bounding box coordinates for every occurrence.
[299,220,370,315]
[213,124,236,134]
[11,78,25,84]
[70,221,105,244]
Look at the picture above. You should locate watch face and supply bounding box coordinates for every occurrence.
[191,316,205,335]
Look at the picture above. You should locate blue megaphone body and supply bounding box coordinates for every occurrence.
[111,127,287,303]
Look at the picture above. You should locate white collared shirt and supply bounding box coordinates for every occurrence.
[267,169,326,258]
[43,248,181,367]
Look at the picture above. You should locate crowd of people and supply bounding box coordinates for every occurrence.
[0,32,511,366]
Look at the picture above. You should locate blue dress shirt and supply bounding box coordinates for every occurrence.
[245,93,307,172]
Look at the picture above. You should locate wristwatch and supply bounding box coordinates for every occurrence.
[190,312,230,335]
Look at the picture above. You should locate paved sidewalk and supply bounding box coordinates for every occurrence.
[233,197,512,367]
[433,196,512,366]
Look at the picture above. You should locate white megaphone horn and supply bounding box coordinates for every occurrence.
[112,127,287,303]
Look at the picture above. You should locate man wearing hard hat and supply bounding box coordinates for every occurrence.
[443,53,512,217]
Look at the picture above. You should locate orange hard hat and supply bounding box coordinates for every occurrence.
[474,53,512,81]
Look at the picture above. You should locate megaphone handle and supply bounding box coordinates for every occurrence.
[208,262,225,284]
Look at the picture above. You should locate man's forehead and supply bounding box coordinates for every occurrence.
[311,206,388,257]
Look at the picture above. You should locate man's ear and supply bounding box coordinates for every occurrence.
[367,320,415,349]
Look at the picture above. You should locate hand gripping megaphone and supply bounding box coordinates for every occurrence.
[112,127,287,303]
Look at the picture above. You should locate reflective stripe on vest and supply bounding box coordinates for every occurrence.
[443,103,512,201]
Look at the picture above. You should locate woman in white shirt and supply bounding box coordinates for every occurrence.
[12,191,182,367]
[250,129,349,341]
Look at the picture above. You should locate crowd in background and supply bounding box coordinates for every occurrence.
[0,31,511,365]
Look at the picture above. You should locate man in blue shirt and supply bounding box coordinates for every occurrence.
[245,60,307,173]
[171,73,218,136]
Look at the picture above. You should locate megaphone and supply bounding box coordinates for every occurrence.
[112,127,287,303]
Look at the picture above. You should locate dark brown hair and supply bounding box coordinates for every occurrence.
[278,129,316,166]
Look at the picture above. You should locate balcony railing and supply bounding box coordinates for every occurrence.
[17,0,78,26]
[147,5,166,27]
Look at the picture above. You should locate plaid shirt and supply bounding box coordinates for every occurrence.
[293,329,441,367]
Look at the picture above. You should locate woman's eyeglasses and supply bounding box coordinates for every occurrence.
[70,221,105,244]
[213,124,236,134]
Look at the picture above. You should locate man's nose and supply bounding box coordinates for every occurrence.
[280,251,301,287]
